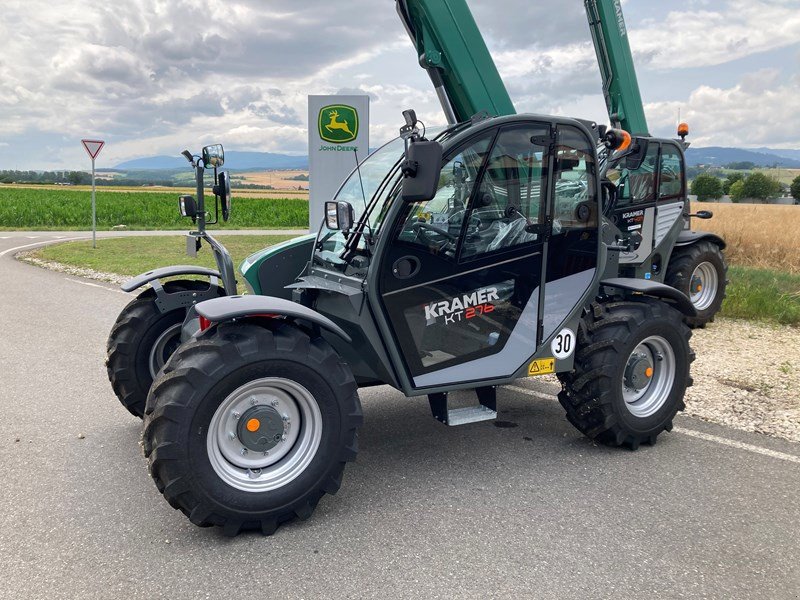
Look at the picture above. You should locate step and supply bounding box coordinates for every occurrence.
[428,386,497,426]
[445,405,498,426]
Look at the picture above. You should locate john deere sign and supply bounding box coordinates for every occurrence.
[308,95,369,231]
[318,104,359,144]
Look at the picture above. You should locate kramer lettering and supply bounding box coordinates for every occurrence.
[425,287,500,321]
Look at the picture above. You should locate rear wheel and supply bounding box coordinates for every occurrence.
[106,280,222,418]
[558,298,693,449]
[665,241,727,328]
[142,321,362,536]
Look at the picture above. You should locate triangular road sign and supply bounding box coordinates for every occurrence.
[81,139,105,160]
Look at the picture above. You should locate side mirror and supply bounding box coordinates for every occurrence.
[325,201,355,232]
[624,139,649,171]
[179,195,197,223]
[401,140,443,202]
[690,210,713,220]
[214,172,232,221]
[202,144,224,168]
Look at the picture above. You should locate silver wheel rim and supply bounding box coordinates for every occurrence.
[207,378,322,493]
[622,335,676,418]
[148,323,183,378]
[689,261,718,312]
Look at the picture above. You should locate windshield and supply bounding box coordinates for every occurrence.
[313,126,456,271]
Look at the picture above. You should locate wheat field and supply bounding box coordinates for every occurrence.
[694,203,800,273]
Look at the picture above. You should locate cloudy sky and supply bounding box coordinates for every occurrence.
[1,0,798,169]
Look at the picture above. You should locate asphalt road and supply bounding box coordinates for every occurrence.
[1,232,799,599]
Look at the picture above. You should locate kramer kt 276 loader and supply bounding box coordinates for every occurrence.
[105,0,718,535]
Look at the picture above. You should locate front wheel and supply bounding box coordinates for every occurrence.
[558,298,694,449]
[142,322,362,536]
[106,280,223,418]
[665,241,728,328]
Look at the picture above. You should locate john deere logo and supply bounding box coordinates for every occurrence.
[319,104,359,144]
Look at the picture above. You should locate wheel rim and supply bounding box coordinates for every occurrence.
[621,336,676,418]
[148,323,183,378]
[689,261,719,312]
[207,378,322,493]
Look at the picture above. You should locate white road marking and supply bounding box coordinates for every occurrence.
[66,278,128,295]
[25,236,40,239]
[0,237,84,257]
[0,236,10,239]
[508,384,556,402]
[674,427,800,465]
[506,385,800,465]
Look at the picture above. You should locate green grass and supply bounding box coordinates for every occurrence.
[0,186,308,230]
[721,266,800,326]
[33,235,296,277]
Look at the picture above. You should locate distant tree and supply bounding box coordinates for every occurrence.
[723,172,745,195]
[66,171,91,185]
[725,161,756,170]
[741,172,782,201]
[729,180,745,203]
[690,174,723,201]
[791,175,800,202]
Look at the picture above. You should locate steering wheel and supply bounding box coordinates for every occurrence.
[412,221,456,241]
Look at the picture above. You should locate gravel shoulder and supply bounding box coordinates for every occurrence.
[17,252,800,444]
[686,318,800,443]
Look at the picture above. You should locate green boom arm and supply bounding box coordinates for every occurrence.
[584,0,649,135]
[396,0,649,136]
[396,0,516,123]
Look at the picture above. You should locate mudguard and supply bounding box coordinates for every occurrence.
[601,277,697,317]
[194,295,353,343]
[121,265,222,293]
[675,229,726,250]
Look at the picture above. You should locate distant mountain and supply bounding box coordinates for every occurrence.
[752,147,800,161]
[685,147,800,168]
[116,146,800,171]
[115,151,308,171]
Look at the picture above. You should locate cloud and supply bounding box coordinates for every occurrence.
[646,69,800,147]
[630,0,800,69]
[0,0,797,169]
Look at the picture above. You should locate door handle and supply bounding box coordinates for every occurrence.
[392,256,421,279]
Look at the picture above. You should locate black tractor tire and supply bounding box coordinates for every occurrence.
[557,298,694,450]
[106,280,223,418]
[142,321,362,536]
[665,241,728,328]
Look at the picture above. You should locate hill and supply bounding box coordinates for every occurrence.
[685,147,800,168]
[115,151,308,171]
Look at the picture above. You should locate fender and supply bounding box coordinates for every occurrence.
[601,277,697,317]
[674,229,726,250]
[121,265,222,293]
[195,295,353,343]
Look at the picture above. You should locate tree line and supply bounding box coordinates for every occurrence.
[691,172,800,203]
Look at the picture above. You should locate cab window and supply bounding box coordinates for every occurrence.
[460,125,550,260]
[607,144,658,207]
[659,144,684,199]
[393,134,493,259]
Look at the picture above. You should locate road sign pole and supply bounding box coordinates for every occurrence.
[81,139,104,248]
[91,157,97,249]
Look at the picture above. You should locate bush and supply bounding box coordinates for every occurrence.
[791,175,800,202]
[729,180,745,203]
[741,172,782,200]
[723,172,745,195]
[691,174,723,201]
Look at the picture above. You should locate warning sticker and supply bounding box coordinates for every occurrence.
[528,358,555,376]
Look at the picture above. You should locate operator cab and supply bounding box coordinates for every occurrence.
[601,136,689,271]
[309,111,623,393]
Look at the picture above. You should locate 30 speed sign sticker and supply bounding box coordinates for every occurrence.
[551,328,576,360]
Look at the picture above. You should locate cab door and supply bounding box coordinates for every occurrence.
[376,120,600,390]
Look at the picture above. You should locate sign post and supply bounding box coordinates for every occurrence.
[81,139,105,248]
[308,96,369,232]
